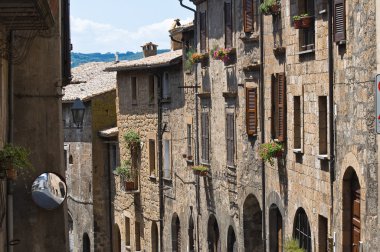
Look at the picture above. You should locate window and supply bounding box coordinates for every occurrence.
[200,11,207,52]
[187,124,192,157]
[246,88,258,136]
[125,217,130,247]
[201,112,210,163]
[149,139,156,177]
[162,72,170,99]
[294,96,301,149]
[135,221,141,251]
[224,2,233,48]
[131,77,137,104]
[333,0,346,43]
[243,0,255,32]
[226,112,235,166]
[318,215,328,252]
[298,0,315,51]
[163,139,171,179]
[293,208,312,252]
[109,143,119,171]
[318,96,327,155]
[271,73,286,141]
[149,75,155,104]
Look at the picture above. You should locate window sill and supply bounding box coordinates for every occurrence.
[149,175,157,181]
[124,189,140,194]
[160,97,171,103]
[222,91,237,98]
[200,162,210,167]
[293,148,303,154]
[239,32,260,42]
[243,63,261,72]
[227,164,236,170]
[186,159,194,164]
[163,177,172,183]
[317,154,329,160]
[197,92,211,98]
[296,49,315,55]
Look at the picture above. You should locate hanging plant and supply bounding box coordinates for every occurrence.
[259,0,281,15]
[192,165,208,176]
[124,130,141,152]
[259,142,284,166]
[210,47,236,64]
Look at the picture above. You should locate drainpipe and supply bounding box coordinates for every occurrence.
[327,0,335,244]
[259,8,267,252]
[155,72,164,252]
[7,30,14,252]
[178,1,200,251]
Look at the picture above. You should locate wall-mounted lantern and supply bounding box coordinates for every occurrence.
[71,98,85,128]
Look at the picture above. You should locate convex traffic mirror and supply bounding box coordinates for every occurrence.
[31,173,67,210]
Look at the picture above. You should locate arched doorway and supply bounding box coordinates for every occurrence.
[112,224,121,252]
[207,214,220,252]
[293,208,311,252]
[188,215,195,252]
[151,221,159,252]
[172,213,181,252]
[269,204,283,252]
[83,233,90,252]
[243,194,262,251]
[342,167,361,252]
[227,226,237,252]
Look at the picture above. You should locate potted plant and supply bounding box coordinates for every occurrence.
[115,160,135,190]
[292,15,302,29]
[192,165,208,176]
[284,238,305,252]
[210,47,236,65]
[124,130,141,152]
[259,142,284,166]
[190,52,209,67]
[0,144,33,180]
[259,0,281,15]
[300,13,313,29]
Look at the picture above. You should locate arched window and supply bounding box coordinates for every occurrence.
[162,72,170,99]
[172,213,181,252]
[293,208,311,252]
[207,214,220,252]
[151,221,159,252]
[227,226,236,252]
[113,224,121,252]
[188,215,195,252]
[342,167,361,251]
[83,233,90,252]
[243,194,262,251]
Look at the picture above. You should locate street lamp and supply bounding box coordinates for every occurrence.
[71,98,85,128]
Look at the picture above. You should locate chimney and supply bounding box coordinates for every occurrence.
[142,42,158,57]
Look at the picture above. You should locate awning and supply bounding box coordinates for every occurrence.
[99,127,119,138]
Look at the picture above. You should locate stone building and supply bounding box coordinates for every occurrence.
[0,0,70,251]
[63,62,117,252]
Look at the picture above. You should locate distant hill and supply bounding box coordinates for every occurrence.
[71,50,171,68]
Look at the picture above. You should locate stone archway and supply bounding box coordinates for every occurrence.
[227,226,237,252]
[243,194,262,251]
[83,233,90,252]
[151,221,159,252]
[172,213,181,252]
[293,207,311,252]
[207,214,220,252]
[269,204,283,252]
[342,167,361,252]
[112,223,121,252]
[188,215,195,252]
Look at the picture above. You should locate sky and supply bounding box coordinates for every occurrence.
[71,0,194,53]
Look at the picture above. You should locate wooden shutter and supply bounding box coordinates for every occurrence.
[334,0,346,42]
[246,88,257,136]
[244,0,254,33]
[201,112,209,162]
[225,2,233,48]
[271,75,276,139]
[200,12,207,52]
[277,73,286,142]
[205,112,209,162]
[226,113,235,166]
[149,139,155,176]
[62,0,71,85]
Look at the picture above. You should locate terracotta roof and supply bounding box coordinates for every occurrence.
[63,62,116,102]
[105,50,182,72]
[99,127,119,138]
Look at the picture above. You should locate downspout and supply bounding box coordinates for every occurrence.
[178,1,200,251]
[328,0,335,248]
[259,8,266,252]
[7,30,14,252]
[155,72,164,252]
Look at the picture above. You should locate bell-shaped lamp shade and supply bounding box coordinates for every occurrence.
[71,98,85,127]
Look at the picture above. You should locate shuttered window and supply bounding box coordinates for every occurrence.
[201,112,209,163]
[246,88,258,136]
[200,12,207,52]
[149,139,156,176]
[226,113,235,166]
[163,139,171,179]
[225,2,233,48]
[243,0,254,32]
[334,0,346,42]
[187,124,192,157]
[271,73,286,142]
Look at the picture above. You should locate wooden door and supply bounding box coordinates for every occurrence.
[277,212,283,252]
[351,180,360,252]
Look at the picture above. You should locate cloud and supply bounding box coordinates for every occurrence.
[71,16,193,53]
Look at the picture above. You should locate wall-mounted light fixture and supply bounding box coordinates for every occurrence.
[71,98,85,128]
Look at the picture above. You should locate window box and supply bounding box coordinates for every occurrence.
[211,47,236,65]
[192,165,208,177]
[125,181,136,191]
[273,46,286,56]
[301,16,313,29]
[293,14,314,29]
[260,0,281,15]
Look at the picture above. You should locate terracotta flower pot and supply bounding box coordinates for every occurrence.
[270,3,280,15]
[294,19,302,29]
[301,16,313,29]
[6,167,17,180]
[193,170,208,177]
[125,181,135,191]
[276,150,283,158]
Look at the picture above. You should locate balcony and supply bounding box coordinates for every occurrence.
[0,0,54,30]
